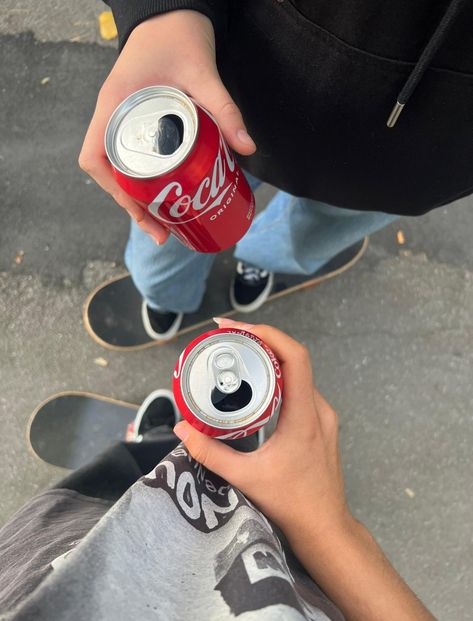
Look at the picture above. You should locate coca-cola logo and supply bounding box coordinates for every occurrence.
[148,134,236,225]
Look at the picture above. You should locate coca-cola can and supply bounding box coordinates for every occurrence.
[173,328,283,440]
[105,86,255,253]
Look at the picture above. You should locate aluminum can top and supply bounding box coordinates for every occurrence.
[177,331,277,431]
[105,85,198,179]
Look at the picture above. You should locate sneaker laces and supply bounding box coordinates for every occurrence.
[237,262,269,284]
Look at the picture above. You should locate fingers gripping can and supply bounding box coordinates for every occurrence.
[105,86,255,253]
[173,329,283,439]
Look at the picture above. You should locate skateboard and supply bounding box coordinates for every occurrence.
[84,238,368,351]
[28,392,139,469]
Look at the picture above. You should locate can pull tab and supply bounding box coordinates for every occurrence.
[210,347,243,395]
[120,113,184,157]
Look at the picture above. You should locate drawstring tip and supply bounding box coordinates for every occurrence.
[387,101,405,128]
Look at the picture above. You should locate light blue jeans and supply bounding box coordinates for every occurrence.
[125,174,398,313]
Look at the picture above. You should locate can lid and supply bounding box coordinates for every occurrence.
[180,332,276,429]
[105,86,198,179]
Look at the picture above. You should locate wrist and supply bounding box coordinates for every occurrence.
[129,10,212,41]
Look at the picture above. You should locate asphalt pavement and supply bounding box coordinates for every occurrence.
[0,5,472,620]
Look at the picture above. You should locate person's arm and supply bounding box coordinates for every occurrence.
[79,8,255,243]
[174,318,436,621]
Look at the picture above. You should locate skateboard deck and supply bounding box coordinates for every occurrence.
[84,238,368,351]
[28,392,138,469]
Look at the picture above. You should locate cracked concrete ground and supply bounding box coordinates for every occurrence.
[1,5,472,620]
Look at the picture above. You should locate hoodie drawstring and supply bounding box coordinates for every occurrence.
[387,0,467,127]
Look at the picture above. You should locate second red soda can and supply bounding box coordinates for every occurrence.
[173,328,283,440]
[105,86,255,253]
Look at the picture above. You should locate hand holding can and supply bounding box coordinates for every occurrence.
[173,318,348,539]
[78,11,256,245]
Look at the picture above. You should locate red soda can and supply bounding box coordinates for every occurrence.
[105,86,255,253]
[173,328,283,440]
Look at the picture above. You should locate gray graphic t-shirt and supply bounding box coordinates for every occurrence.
[0,446,344,620]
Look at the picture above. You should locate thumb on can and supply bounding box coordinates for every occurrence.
[174,421,246,484]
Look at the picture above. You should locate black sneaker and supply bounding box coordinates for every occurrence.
[127,389,180,442]
[230,262,274,313]
[141,301,183,341]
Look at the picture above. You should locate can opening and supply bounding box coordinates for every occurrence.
[211,381,253,413]
[153,114,184,156]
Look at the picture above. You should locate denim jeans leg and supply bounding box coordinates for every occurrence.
[124,220,216,314]
[235,193,399,275]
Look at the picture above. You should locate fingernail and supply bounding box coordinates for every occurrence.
[213,316,235,326]
[174,421,190,442]
[213,317,255,330]
[237,129,256,148]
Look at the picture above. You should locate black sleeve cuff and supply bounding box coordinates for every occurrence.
[104,0,227,51]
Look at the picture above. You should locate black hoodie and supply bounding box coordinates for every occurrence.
[104,0,473,215]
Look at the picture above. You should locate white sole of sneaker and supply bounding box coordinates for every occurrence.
[141,301,184,341]
[229,272,274,314]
